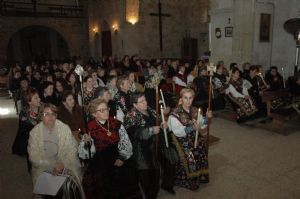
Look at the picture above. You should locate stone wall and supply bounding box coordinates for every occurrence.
[89,0,209,59]
[209,0,233,66]
[210,0,299,76]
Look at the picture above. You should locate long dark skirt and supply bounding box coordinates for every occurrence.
[138,169,160,199]
[12,121,34,156]
[83,147,141,199]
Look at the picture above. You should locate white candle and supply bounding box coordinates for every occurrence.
[194,108,201,148]
[160,105,169,148]
[160,89,166,108]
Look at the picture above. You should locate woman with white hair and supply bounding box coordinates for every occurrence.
[28,103,85,199]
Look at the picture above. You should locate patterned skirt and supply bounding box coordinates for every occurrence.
[227,94,258,118]
[172,134,209,190]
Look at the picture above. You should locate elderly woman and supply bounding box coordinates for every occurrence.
[83,99,140,199]
[123,92,176,198]
[27,103,84,198]
[167,88,211,190]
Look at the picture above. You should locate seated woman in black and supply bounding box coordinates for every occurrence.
[244,65,267,115]
[212,63,227,110]
[124,92,178,197]
[265,66,284,91]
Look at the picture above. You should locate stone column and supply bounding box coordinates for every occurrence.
[232,0,256,64]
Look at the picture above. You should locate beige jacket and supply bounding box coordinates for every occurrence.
[27,120,81,185]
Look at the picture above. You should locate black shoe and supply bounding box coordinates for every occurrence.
[161,186,176,195]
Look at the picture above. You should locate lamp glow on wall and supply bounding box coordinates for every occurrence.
[126,0,139,25]
[92,26,99,34]
[112,23,119,34]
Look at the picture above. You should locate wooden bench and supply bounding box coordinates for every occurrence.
[261,89,298,134]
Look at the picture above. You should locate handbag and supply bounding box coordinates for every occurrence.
[78,137,96,159]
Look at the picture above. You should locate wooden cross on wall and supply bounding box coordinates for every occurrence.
[149,0,171,51]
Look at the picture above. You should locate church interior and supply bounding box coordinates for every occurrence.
[0,0,300,198]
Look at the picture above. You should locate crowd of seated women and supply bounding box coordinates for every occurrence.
[8,55,299,198]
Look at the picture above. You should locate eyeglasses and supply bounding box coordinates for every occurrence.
[43,112,57,117]
[96,108,110,113]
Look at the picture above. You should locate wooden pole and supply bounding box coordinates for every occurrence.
[194,108,201,148]
[206,75,213,149]
[155,86,159,155]
[160,105,169,148]
[206,63,216,151]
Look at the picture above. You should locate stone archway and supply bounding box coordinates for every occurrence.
[0,17,88,66]
[7,25,70,65]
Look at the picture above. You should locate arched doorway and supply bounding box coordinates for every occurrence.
[7,25,69,66]
[101,20,112,57]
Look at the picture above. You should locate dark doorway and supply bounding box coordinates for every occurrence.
[7,25,69,66]
[101,20,112,57]
[182,38,198,60]
[101,31,112,57]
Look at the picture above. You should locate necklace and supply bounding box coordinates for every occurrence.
[96,119,112,137]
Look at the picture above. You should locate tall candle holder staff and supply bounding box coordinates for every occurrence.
[194,108,201,148]
[75,65,85,113]
[160,89,169,148]
[151,73,161,155]
[75,64,92,159]
[206,63,216,149]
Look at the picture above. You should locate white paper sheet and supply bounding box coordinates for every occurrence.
[33,172,67,196]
